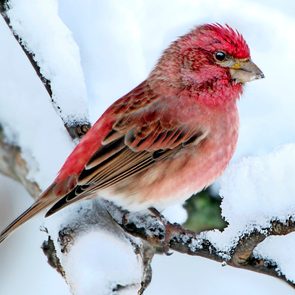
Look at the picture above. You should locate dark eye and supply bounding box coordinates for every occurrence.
[214,51,226,62]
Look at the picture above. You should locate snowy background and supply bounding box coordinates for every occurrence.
[0,0,295,294]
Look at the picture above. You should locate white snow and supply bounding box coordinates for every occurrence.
[221,145,295,227]
[255,233,295,284]
[58,0,147,121]
[0,16,74,188]
[7,0,89,125]
[162,204,188,224]
[206,145,295,252]
[42,199,144,295]
[1,0,295,294]
[146,252,295,295]
[0,176,69,295]
[63,231,143,295]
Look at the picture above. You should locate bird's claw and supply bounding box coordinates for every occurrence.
[148,207,175,255]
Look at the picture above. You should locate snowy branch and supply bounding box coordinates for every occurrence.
[0,3,52,95]
[112,208,295,289]
[0,124,41,198]
[0,1,90,140]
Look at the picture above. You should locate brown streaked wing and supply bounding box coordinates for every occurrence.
[45,125,204,217]
[45,85,207,217]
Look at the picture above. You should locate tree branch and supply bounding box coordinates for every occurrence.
[111,206,295,289]
[0,1,90,140]
[0,124,41,199]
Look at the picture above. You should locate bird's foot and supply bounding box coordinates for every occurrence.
[148,207,174,255]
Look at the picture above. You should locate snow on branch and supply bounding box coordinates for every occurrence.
[0,124,41,198]
[0,0,90,140]
[111,204,295,289]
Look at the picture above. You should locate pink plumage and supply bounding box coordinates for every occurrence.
[0,23,264,243]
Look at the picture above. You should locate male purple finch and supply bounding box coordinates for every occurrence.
[0,23,264,242]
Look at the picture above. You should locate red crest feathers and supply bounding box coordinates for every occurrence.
[190,23,250,59]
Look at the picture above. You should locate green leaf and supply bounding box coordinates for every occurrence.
[184,188,227,232]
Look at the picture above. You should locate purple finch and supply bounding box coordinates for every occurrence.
[0,23,264,243]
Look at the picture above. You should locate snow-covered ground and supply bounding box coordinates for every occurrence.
[1,0,295,294]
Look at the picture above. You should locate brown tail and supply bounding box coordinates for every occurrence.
[0,185,55,244]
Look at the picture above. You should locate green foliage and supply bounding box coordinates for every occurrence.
[184,189,227,232]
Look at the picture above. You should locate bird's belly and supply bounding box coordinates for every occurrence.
[100,137,236,211]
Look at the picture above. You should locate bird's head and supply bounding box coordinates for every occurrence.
[185,23,264,84]
[151,23,264,106]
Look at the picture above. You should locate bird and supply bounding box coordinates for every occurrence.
[0,23,264,243]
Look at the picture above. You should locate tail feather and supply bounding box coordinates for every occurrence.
[0,185,55,244]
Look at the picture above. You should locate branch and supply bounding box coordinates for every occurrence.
[47,200,154,294]
[112,206,295,289]
[42,235,66,278]
[0,2,90,140]
[0,124,40,199]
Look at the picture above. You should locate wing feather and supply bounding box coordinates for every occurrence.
[46,83,207,217]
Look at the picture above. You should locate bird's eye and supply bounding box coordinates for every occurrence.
[214,51,226,62]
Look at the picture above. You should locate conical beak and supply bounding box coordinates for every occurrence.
[229,60,264,83]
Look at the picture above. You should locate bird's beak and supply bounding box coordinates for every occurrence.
[229,59,264,84]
